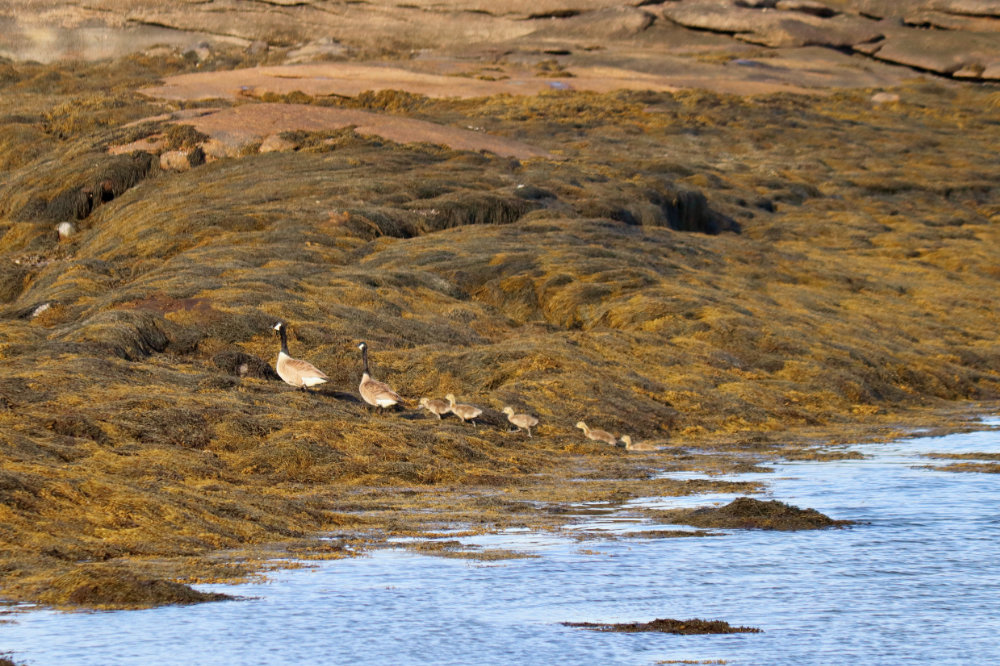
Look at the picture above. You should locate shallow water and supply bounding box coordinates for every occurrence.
[3,420,1000,665]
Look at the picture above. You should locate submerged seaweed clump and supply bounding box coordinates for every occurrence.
[619,529,719,539]
[563,618,762,634]
[923,452,1000,461]
[923,452,1000,473]
[401,539,539,561]
[928,462,1000,474]
[32,566,232,610]
[654,497,851,531]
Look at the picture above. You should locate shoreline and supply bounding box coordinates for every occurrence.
[6,401,995,611]
[1,20,998,610]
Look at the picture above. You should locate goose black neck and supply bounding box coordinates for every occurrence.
[361,344,370,375]
[278,325,289,355]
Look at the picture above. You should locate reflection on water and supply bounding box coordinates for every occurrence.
[3,420,999,665]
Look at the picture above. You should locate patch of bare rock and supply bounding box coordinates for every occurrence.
[657,0,1000,80]
[139,62,682,102]
[111,104,555,164]
[3,0,998,82]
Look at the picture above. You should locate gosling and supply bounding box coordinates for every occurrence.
[576,421,618,446]
[358,342,402,410]
[272,321,328,391]
[620,435,664,452]
[503,406,539,438]
[418,397,451,420]
[445,393,483,428]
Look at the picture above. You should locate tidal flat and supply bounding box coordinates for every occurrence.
[0,18,998,616]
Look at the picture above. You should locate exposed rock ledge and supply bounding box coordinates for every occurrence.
[111,104,556,162]
[2,0,999,81]
[658,0,1000,80]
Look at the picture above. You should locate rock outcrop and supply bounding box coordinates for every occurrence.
[2,0,998,81]
[111,104,555,161]
[658,0,1000,79]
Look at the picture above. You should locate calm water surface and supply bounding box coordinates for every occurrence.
[3,419,999,665]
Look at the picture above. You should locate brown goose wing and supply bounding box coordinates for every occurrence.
[285,357,328,379]
[361,377,401,405]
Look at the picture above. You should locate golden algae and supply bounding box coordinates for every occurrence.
[0,56,998,608]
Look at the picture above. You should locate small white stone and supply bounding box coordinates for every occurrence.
[56,221,76,239]
[871,92,900,105]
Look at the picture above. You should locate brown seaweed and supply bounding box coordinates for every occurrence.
[563,618,762,634]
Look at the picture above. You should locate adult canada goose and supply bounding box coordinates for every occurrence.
[272,321,328,391]
[620,435,664,452]
[575,421,618,446]
[418,397,451,419]
[358,342,401,410]
[445,393,483,428]
[503,406,539,438]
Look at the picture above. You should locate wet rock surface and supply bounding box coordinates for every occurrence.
[2,0,999,81]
